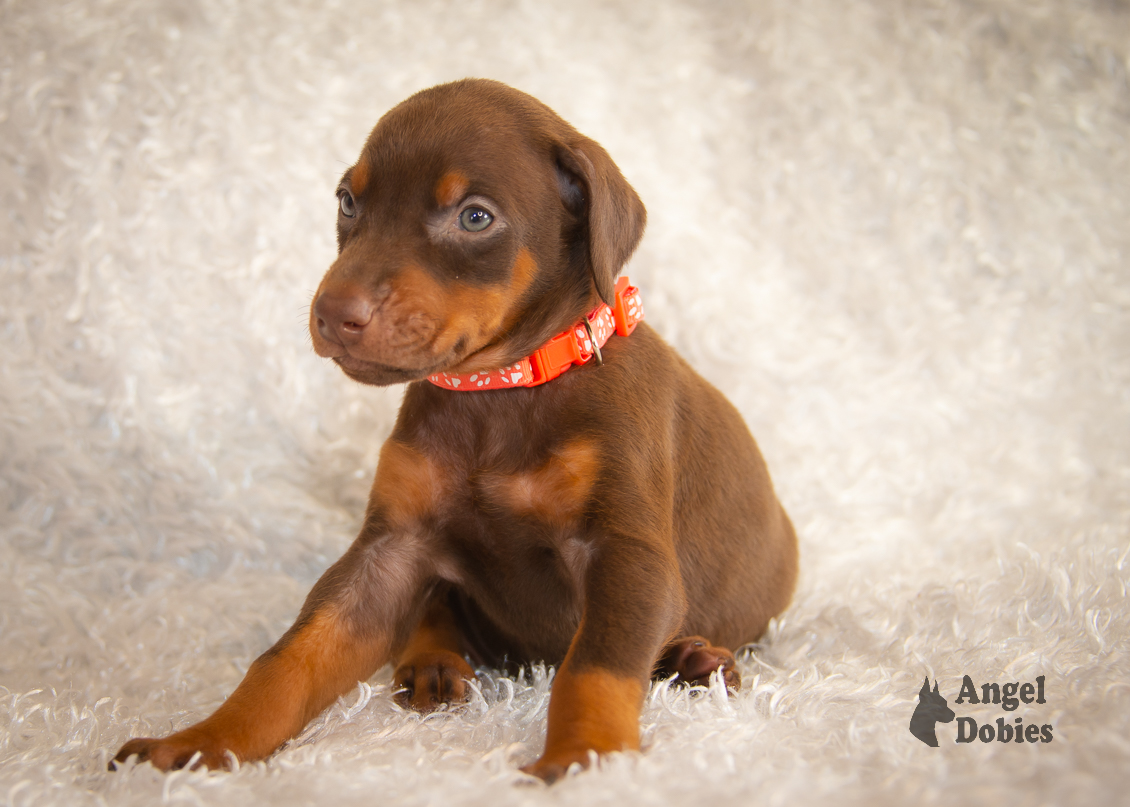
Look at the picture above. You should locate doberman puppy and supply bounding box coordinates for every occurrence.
[113,78,797,782]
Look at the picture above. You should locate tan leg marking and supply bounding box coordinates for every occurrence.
[523,664,643,782]
[113,607,386,770]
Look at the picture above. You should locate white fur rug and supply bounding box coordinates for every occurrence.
[2,1,1128,804]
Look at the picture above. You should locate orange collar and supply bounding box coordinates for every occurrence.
[428,277,643,390]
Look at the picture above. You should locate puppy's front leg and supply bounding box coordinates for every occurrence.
[524,537,687,782]
[113,527,427,771]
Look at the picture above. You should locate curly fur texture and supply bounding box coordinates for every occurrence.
[1,1,1128,805]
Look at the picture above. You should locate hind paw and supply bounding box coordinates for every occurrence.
[656,636,740,690]
[393,650,475,712]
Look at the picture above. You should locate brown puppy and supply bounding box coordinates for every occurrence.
[113,78,797,782]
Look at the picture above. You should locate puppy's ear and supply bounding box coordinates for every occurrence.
[556,139,646,305]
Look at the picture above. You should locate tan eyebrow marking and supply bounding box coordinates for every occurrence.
[434,170,469,208]
[351,154,371,196]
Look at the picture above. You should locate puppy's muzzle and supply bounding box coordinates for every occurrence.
[313,291,374,351]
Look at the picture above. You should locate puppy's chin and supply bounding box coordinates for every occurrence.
[330,331,535,387]
[333,355,429,387]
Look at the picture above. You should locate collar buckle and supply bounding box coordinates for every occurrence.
[530,327,586,385]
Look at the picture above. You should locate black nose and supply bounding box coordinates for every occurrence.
[313,292,375,347]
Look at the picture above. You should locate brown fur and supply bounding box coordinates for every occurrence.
[113,78,798,781]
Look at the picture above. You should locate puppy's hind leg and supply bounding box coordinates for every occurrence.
[393,589,476,712]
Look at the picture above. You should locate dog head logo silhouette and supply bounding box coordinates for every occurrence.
[910,677,955,747]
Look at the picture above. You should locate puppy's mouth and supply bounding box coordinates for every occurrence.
[333,354,426,383]
[330,332,517,386]
[332,347,467,385]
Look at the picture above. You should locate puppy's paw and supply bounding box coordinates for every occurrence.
[111,728,232,772]
[520,748,593,783]
[657,636,741,690]
[393,650,475,712]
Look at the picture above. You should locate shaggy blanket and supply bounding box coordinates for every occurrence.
[2,1,1127,805]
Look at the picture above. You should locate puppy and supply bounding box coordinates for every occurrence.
[114,78,797,782]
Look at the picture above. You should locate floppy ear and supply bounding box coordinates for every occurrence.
[556,138,647,305]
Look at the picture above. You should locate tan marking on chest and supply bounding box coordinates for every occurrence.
[372,439,447,527]
[434,170,469,208]
[484,439,599,526]
[220,604,387,761]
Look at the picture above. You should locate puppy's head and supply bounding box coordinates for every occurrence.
[309,79,646,386]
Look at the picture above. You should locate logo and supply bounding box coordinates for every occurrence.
[909,675,1054,746]
[909,678,954,747]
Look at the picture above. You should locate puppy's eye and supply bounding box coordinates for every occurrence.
[339,191,356,218]
[459,206,493,232]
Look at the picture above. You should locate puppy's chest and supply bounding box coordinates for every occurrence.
[373,424,600,544]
